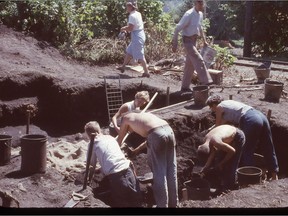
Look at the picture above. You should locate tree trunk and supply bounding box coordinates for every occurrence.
[243,1,253,57]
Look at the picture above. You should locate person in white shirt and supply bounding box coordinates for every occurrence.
[117,0,150,78]
[172,0,213,91]
[84,121,142,207]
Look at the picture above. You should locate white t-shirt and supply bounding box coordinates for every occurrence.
[128,10,144,31]
[89,135,130,176]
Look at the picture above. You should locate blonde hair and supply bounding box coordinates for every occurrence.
[135,91,150,103]
[84,121,101,136]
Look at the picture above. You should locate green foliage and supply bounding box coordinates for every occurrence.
[211,45,236,70]
[251,1,288,58]
[206,0,245,40]
[0,0,176,64]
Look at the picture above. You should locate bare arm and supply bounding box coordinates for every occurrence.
[117,118,129,147]
[211,138,235,169]
[121,23,134,33]
[112,104,129,133]
[131,141,147,155]
[202,145,216,170]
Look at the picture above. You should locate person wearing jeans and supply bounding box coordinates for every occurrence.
[198,124,245,191]
[206,94,279,180]
[117,111,178,208]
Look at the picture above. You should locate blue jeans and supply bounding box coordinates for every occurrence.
[147,125,178,208]
[108,166,142,207]
[239,109,279,173]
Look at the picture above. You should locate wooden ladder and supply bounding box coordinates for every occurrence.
[104,75,123,123]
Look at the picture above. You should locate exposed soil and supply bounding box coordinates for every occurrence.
[1,23,288,213]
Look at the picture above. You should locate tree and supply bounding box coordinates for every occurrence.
[251,1,288,58]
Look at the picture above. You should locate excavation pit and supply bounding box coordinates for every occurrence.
[0,74,288,207]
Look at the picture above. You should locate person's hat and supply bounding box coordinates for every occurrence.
[126,0,138,9]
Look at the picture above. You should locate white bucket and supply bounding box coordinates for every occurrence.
[200,46,217,68]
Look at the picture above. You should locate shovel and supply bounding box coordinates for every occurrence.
[63,191,88,208]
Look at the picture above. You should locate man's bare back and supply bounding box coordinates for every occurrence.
[122,112,168,137]
[205,124,237,146]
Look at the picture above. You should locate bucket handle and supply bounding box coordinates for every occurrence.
[2,141,11,148]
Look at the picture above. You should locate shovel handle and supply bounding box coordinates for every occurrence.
[83,133,96,190]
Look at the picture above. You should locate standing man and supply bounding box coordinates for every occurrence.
[197,124,245,191]
[84,121,142,207]
[205,94,279,181]
[172,0,213,91]
[117,0,150,78]
[117,112,178,208]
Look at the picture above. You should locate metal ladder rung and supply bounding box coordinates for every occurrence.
[108,107,122,110]
[106,89,122,92]
[108,99,122,103]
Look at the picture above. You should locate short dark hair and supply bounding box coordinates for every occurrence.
[206,94,224,107]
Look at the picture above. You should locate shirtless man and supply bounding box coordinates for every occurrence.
[197,124,245,191]
[117,112,178,208]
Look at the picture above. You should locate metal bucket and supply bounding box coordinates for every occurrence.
[200,46,217,68]
[20,134,47,174]
[193,85,209,107]
[0,134,12,166]
[237,166,262,186]
[183,177,210,200]
[254,68,270,83]
[264,78,284,103]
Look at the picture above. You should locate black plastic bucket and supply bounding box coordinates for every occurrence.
[20,134,47,174]
[237,166,262,186]
[0,135,12,166]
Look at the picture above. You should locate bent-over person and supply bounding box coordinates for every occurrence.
[197,124,245,191]
[117,112,178,208]
[84,121,142,207]
[206,94,279,180]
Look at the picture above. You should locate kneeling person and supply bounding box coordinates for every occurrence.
[84,121,142,207]
[197,124,245,191]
